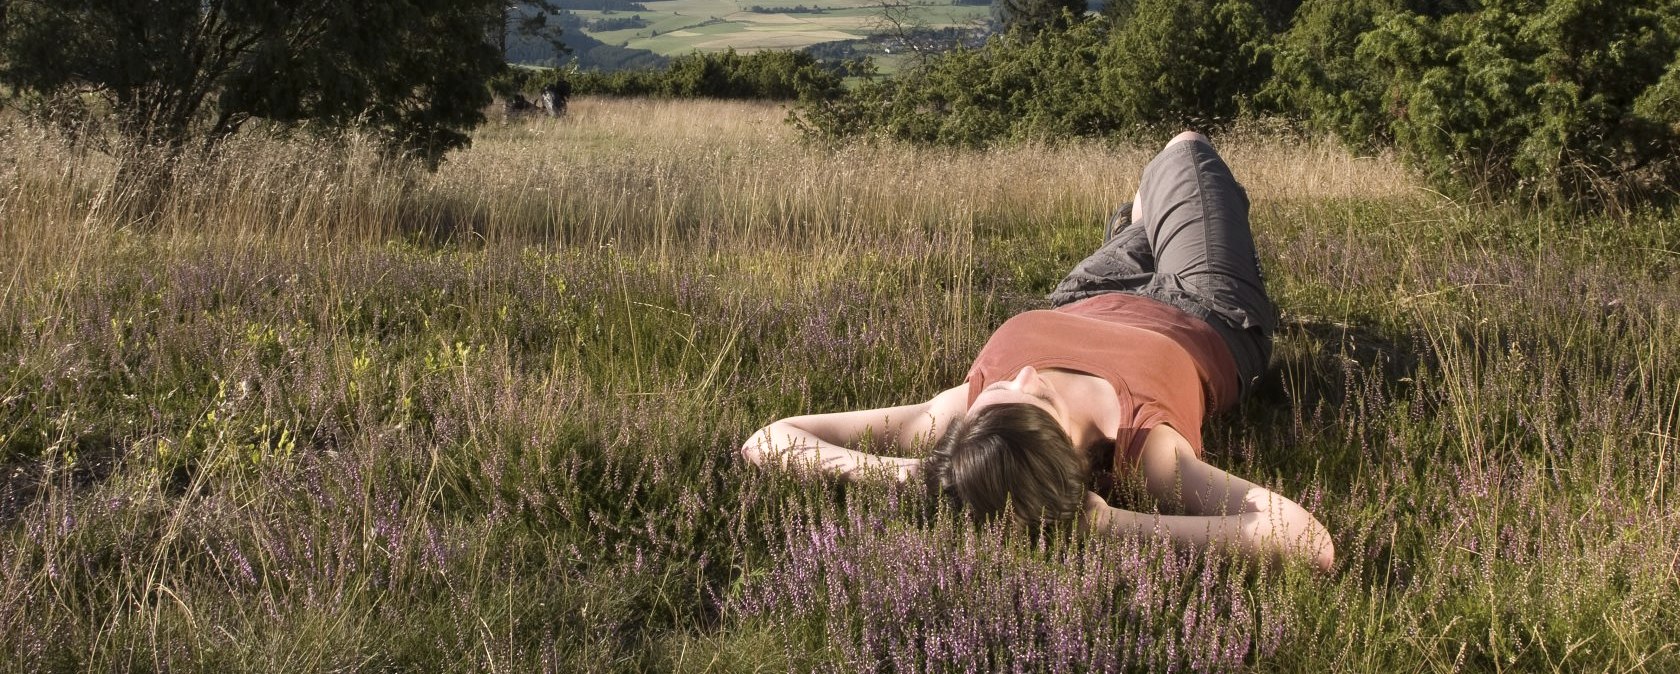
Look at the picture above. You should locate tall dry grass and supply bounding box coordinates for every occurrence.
[2,98,1420,259]
[2,97,1677,672]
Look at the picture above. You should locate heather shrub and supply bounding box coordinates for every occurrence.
[735,490,1297,672]
[4,100,1680,671]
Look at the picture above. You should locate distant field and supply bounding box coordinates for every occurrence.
[573,0,988,55]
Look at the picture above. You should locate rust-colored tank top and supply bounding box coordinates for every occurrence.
[964,293,1239,469]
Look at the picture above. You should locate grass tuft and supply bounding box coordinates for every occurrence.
[1,98,1677,671]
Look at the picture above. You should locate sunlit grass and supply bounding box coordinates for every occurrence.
[0,98,1677,671]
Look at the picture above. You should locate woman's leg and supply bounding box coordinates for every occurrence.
[1133,132,1277,395]
[1048,202,1156,305]
[1049,133,1277,396]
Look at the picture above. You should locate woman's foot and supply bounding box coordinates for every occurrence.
[1105,201,1133,244]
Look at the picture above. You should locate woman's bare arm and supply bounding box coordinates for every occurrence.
[739,385,969,483]
[1086,425,1335,571]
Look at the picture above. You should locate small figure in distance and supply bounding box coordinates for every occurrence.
[538,81,571,117]
[741,131,1335,572]
[502,93,534,121]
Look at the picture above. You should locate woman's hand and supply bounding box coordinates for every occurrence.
[1081,491,1113,532]
[893,458,923,484]
[738,387,967,485]
[740,421,927,485]
[1077,487,1334,573]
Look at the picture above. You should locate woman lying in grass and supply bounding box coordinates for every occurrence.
[741,132,1335,572]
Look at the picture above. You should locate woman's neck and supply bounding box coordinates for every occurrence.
[1041,368,1121,455]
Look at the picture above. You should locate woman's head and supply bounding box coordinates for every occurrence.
[922,402,1087,530]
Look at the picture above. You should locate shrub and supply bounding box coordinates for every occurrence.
[993,0,1089,34]
[488,65,575,101]
[793,17,1118,147]
[1097,0,1273,129]
[1265,0,1413,152]
[0,0,505,176]
[570,49,848,101]
[663,49,844,100]
[794,0,1277,146]
[1275,0,1680,203]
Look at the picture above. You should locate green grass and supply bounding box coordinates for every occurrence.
[572,0,988,55]
[1,99,1678,671]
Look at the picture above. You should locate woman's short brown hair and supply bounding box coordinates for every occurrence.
[922,403,1087,529]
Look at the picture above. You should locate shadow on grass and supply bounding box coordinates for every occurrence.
[1253,312,1423,411]
[0,432,126,523]
[1224,310,1431,501]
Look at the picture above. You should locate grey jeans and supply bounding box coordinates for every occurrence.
[1047,138,1278,399]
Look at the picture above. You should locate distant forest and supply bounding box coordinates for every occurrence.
[586,15,652,31]
[551,0,650,11]
[506,2,667,70]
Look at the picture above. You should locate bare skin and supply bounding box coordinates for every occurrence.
[740,364,1336,572]
[741,132,1334,572]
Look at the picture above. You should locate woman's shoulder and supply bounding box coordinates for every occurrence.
[927,383,971,421]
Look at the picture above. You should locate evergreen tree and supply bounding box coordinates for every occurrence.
[1099,0,1272,129]
[992,0,1088,34]
[1273,0,1680,201]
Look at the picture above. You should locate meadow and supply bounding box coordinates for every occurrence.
[572,0,985,64]
[1,97,1678,671]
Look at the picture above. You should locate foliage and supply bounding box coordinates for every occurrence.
[795,19,1115,146]
[1098,0,1274,128]
[799,0,1680,204]
[746,5,830,13]
[992,0,1088,34]
[550,0,649,10]
[0,0,507,174]
[1264,0,1414,152]
[496,1,569,66]
[505,8,666,70]
[571,49,851,101]
[795,0,1277,146]
[585,14,650,31]
[1272,0,1680,203]
[1250,0,1304,32]
[4,102,1680,670]
[488,65,574,101]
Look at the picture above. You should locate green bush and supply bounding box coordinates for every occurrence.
[1,0,503,173]
[793,17,1117,147]
[1265,0,1410,152]
[1098,0,1273,129]
[1275,0,1680,203]
[1265,0,1479,151]
[488,66,571,100]
[795,0,1277,146]
[570,49,848,101]
[795,0,1680,205]
[993,0,1088,34]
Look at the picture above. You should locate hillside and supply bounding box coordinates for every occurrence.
[513,0,991,70]
[506,9,671,70]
